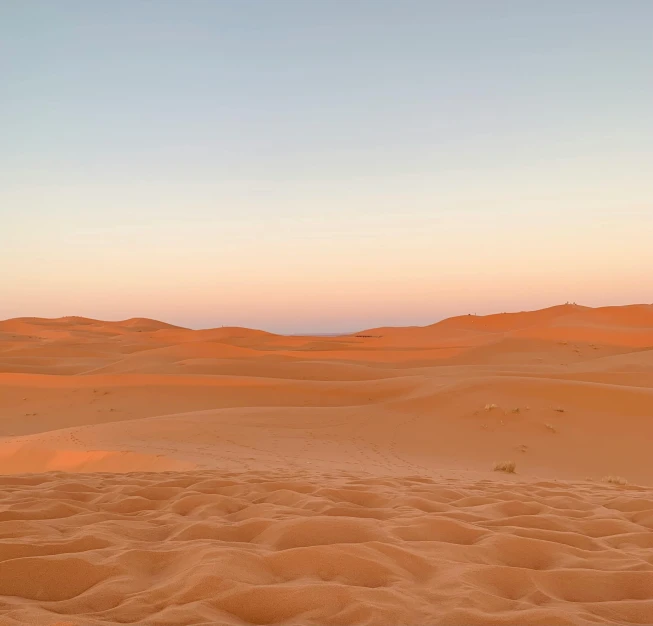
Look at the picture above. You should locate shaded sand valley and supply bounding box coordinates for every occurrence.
[1,304,653,624]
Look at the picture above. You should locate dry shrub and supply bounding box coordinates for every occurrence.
[602,475,627,486]
[493,460,516,474]
[485,403,499,411]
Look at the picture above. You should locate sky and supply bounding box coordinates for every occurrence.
[2,0,652,334]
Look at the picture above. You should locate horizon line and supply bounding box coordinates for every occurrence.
[3,301,652,337]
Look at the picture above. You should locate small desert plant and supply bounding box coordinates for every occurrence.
[510,407,520,413]
[553,407,565,413]
[545,423,557,433]
[493,460,516,473]
[485,403,499,411]
[602,475,627,486]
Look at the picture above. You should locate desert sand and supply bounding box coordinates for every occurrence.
[1,303,653,625]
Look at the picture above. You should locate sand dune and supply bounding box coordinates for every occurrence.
[1,304,653,624]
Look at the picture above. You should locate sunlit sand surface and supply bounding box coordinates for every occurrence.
[1,304,653,624]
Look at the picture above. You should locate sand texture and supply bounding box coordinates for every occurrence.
[1,303,653,624]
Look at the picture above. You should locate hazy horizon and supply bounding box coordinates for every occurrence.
[3,300,651,336]
[3,1,652,334]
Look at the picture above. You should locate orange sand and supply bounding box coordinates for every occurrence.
[1,303,653,624]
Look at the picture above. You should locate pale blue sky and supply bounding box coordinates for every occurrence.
[2,1,652,333]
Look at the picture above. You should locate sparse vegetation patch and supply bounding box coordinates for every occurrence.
[493,460,516,473]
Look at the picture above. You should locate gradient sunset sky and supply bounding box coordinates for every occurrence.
[2,1,652,333]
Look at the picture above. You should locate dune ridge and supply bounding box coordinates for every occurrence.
[1,303,653,624]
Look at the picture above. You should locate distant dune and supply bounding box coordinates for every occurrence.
[1,304,653,625]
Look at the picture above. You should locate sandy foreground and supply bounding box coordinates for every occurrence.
[1,303,653,625]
